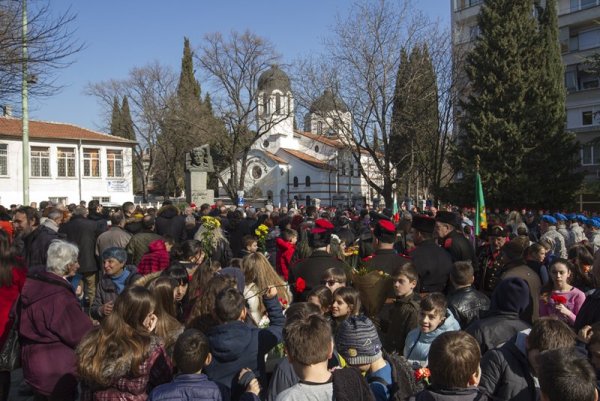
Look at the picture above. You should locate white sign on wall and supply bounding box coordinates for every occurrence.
[107,180,130,192]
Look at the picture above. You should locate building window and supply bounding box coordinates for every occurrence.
[350,162,355,177]
[293,176,298,187]
[0,144,6,176]
[317,121,323,135]
[83,148,100,177]
[262,140,269,148]
[583,111,594,125]
[57,147,76,177]
[276,93,282,114]
[92,196,111,203]
[106,149,123,177]
[252,165,263,179]
[469,25,481,41]
[31,146,50,177]
[315,145,320,153]
[305,176,311,187]
[581,143,600,165]
[578,28,600,51]
[263,93,269,115]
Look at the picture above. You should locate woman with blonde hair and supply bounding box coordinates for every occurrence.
[194,217,233,268]
[241,252,290,325]
[77,286,173,399]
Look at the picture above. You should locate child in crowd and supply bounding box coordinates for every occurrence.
[320,267,347,293]
[447,261,490,329]
[307,285,334,316]
[539,259,586,326]
[379,263,421,354]
[138,237,175,275]
[147,277,184,357]
[204,286,284,397]
[404,292,460,365]
[276,228,297,281]
[161,266,190,322]
[77,286,173,399]
[239,235,259,258]
[335,315,392,401]
[413,331,490,401]
[331,286,361,334]
[538,347,597,401]
[91,247,141,320]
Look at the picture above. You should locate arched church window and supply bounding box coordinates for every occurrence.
[317,121,323,135]
[293,176,299,187]
[276,93,281,114]
[263,93,269,115]
[305,176,311,187]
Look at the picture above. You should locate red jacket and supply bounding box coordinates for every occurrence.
[0,261,26,345]
[276,238,295,281]
[137,239,171,275]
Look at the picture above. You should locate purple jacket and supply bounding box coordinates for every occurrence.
[19,271,93,398]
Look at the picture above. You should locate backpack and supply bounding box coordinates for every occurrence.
[367,350,423,401]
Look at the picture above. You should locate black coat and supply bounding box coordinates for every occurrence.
[465,311,530,355]
[411,239,453,293]
[59,215,100,273]
[289,250,348,302]
[155,205,187,243]
[441,230,477,270]
[447,286,490,329]
[87,211,108,234]
[23,225,64,273]
[575,288,600,331]
[411,387,491,401]
[364,249,410,275]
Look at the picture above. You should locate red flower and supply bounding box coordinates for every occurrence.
[551,294,567,304]
[279,297,288,306]
[414,367,431,382]
[295,277,306,294]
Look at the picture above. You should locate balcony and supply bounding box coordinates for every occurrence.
[559,2,600,27]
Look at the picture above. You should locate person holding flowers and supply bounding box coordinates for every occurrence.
[539,259,586,326]
[194,215,232,268]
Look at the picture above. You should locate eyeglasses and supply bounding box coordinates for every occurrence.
[321,280,340,286]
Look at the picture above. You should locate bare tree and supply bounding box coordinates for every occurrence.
[293,0,454,206]
[0,1,82,106]
[197,30,291,202]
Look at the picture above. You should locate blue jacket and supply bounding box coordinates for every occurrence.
[204,295,284,394]
[403,309,460,364]
[149,374,222,401]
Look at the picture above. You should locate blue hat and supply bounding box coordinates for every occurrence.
[554,213,567,221]
[586,218,600,229]
[541,215,557,225]
[566,213,576,220]
[577,215,588,224]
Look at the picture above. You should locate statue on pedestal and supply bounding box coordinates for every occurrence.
[186,144,214,172]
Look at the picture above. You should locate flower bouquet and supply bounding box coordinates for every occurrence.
[254,224,269,253]
[351,267,392,324]
[199,216,221,260]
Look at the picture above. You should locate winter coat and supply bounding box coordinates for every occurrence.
[275,238,295,281]
[59,214,101,273]
[379,292,420,354]
[403,309,460,363]
[127,231,163,266]
[22,225,63,272]
[0,261,26,346]
[88,211,109,234]
[82,339,173,401]
[569,223,586,247]
[541,226,567,259]
[19,271,93,398]
[439,230,477,270]
[465,310,530,356]
[155,205,187,244]
[411,239,453,293]
[90,265,142,320]
[289,250,348,301]
[138,240,171,275]
[575,288,600,331]
[479,331,538,401]
[501,262,541,324]
[204,295,284,395]
[447,286,490,329]
[411,387,491,401]
[364,249,410,275]
[96,226,133,256]
[148,373,223,401]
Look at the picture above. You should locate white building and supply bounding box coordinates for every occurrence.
[0,116,135,206]
[218,65,383,208]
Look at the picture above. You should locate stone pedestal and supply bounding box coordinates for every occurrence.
[185,170,214,206]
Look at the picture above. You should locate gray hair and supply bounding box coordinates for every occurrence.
[46,240,79,276]
[73,206,88,217]
[47,208,63,221]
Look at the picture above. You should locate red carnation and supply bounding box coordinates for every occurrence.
[295,277,306,294]
[551,294,567,304]
[414,367,431,382]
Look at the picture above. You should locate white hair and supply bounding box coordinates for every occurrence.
[46,240,79,276]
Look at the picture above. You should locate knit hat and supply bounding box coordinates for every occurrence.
[412,214,435,233]
[435,211,461,229]
[335,315,382,365]
[490,277,530,314]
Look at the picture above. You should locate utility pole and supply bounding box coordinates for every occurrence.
[21,0,29,205]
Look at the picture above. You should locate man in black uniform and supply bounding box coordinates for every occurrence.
[364,218,409,274]
[434,211,477,270]
[476,225,507,295]
[289,218,347,302]
[410,214,453,293]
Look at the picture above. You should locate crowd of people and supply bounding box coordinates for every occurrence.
[0,199,599,401]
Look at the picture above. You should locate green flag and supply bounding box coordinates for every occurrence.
[475,172,487,236]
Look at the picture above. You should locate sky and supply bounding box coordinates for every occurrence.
[23,1,451,132]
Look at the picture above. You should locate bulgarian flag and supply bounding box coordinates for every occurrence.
[392,192,400,223]
[475,172,487,236]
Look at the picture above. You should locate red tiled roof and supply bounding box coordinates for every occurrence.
[265,151,288,165]
[296,130,345,149]
[281,148,332,169]
[0,117,136,144]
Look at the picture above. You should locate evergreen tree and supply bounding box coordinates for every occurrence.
[449,0,581,209]
[110,96,121,137]
[178,37,202,103]
[121,96,136,141]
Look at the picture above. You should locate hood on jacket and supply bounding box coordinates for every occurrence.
[158,205,179,219]
[20,271,73,307]
[148,239,167,253]
[207,321,253,362]
[419,309,461,344]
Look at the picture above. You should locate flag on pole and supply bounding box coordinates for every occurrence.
[392,193,400,223]
[475,172,487,236]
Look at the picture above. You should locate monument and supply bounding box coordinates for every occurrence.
[185,144,215,206]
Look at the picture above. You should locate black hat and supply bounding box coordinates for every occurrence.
[369,210,391,222]
[491,277,530,313]
[435,211,461,229]
[411,215,435,234]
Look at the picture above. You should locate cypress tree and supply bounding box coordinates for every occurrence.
[178,37,202,104]
[449,0,580,208]
[121,96,136,141]
[390,48,413,182]
[110,96,121,137]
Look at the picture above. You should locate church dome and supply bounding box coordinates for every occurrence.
[258,65,291,93]
[309,89,348,113]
